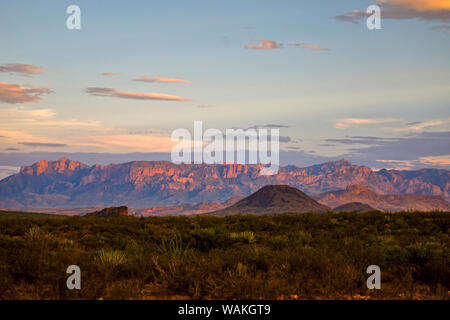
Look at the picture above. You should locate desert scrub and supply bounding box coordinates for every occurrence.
[0,210,448,299]
[157,233,190,259]
[95,249,127,268]
[229,231,256,244]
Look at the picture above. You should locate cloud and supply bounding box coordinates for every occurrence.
[19,142,68,147]
[394,119,450,131]
[0,82,52,104]
[380,0,450,11]
[133,75,191,83]
[279,136,292,143]
[4,148,19,151]
[0,107,55,119]
[342,131,450,169]
[90,134,177,152]
[375,156,450,170]
[247,124,290,129]
[245,40,283,50]
[334,118,398,129]
[335,11,366,24]
[0,107,101,128]
[288,43,329,51]
[101,72,120,76]
[325,136,400,145]
[245,40,330,52]
[86,87,190,101]
[418,155,450,167]
[335,1,450,23]
[0,63,45,76]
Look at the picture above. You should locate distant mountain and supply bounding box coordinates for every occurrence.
[313,185,450,212]
[210,185,331,216]
[85,206,129,217]
[136,196,244,216]
[0,157,449,208]
[333,202,375,213]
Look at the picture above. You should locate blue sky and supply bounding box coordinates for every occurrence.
[0,0,449,175]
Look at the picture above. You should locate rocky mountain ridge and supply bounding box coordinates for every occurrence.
[0,157,448,208]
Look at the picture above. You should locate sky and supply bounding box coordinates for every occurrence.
[0,0,449,178]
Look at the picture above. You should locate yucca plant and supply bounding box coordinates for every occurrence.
[95,249,127,268]
[229,231,256,244]
[158,233,189,259]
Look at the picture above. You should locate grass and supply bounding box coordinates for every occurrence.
[0,210,448,300]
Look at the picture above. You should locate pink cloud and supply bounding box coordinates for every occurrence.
[133,75,191,83]
[336,1,450,23]
[288,43,329,51]
[101,72,120,76]
[86,87,191,101]
[381,0,450,11]
[334,118,398,129]
[245,40,283,50]
[0,63,46,76]
[0,82,52,104]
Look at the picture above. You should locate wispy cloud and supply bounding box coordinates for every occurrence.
[0,63,46,76]
[245,40,329,52]
[0,82,52,104]
[245,40,283,50]
[0,107,101,128]
[335,11,366,24]
[101,72,120,76]
[133,75,191,83]
[0,107,55,119]
[394,119,450,131]
[342,131,450,169]
[381,0,450,11]
[85,87,190,101]
[335,0,450,24]
[418,155,450,167]
[19,142,67,148]
[325,136,400,145]
[375,155,450,170]
[334,118,398,129]
[287,43,329,51]
[247,124,290,129]
[90,134,176,152]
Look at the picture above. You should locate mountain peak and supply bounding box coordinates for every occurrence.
[20,158,88,176]
[211,184,331,215]
[335,158,352,166]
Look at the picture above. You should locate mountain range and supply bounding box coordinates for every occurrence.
[0,157,449,209]
[313,184,450,212]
